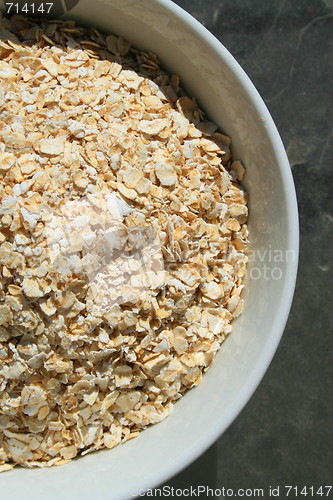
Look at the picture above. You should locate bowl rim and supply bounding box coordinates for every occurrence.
[129,0,299,493]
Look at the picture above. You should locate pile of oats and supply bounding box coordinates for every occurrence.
[0,15,249,472]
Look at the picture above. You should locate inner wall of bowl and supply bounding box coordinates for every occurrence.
[0,1,298,500]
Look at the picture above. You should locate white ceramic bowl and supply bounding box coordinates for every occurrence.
[0,1,299,498]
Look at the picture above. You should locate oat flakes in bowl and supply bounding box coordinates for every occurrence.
[0,15,248,471]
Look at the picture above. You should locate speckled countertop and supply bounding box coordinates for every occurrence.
[145,0,333,496]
